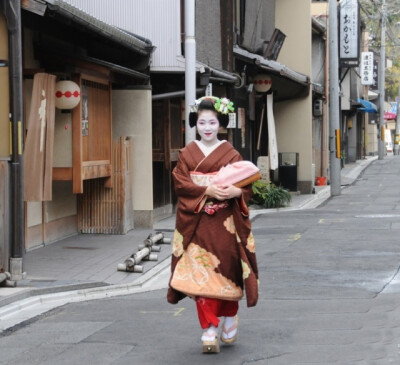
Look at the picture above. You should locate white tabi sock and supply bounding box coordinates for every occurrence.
[201,325,218,341]
[222,316,237,339]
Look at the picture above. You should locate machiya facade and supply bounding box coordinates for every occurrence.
[0,0,154,275]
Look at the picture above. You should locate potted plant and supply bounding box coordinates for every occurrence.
[250,180,292,209]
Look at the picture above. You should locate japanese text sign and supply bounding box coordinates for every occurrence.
[361,52,374,85]
[339,0,359,67]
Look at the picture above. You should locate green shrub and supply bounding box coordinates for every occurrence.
[250,180,292,209]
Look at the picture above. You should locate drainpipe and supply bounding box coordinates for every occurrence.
[2,0,24,280]
[322,32,328,177]
[185,0,196,144]
[152,88,205,101]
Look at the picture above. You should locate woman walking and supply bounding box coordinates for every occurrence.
[167,97,258,353]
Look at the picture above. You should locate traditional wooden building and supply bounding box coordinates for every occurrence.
[0,0,154,276]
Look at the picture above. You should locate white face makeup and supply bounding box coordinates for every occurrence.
[196,110,220,146]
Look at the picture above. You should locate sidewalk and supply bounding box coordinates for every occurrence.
[0,156,377,330]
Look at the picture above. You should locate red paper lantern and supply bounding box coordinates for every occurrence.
[55,80,81,109]
[253,74,272,93]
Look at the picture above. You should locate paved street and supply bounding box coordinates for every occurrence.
[1,156,400,364]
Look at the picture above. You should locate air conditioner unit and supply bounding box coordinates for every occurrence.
[313,99,323,117]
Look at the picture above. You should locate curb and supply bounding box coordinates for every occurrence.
[0,256,171,332]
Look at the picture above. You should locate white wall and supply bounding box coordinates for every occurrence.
[112,89,153,226]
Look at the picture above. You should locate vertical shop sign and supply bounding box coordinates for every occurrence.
[339,0,359,67]
[372,55,379,89]
[237,107,245,148]
[361,52,374,85]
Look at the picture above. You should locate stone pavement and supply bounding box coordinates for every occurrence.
[0,156,377,332]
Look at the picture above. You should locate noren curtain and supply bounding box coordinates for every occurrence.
[24,73,56,201]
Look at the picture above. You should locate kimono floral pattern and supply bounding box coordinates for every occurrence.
[225,216,254,250]
[190,172,216,186]
[223,215,236,234]
[171,243,243,300]
[172,229,184,257]
[246,232,256,253]
[241,259,251,280]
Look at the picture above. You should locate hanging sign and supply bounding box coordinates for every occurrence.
[372,55,379,89]
[361,52,374,85]
[205,83,212,96]
[339,0,359,67]
[227,113,236,128]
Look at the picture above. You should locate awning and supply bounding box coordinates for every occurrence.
[162,56,240,84]
[384,112,396,120]
[233,45,309,101]
[368,90,379,100]
[357,98,378,113]
[233,46,309,86]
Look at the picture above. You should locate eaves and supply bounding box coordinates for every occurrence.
[233,45,309,87]
[22,0,154,56]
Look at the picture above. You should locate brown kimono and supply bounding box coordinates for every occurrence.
[167,141,258,307]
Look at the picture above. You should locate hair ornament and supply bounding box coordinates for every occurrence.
[192,96,235,115]
[214,97,235,115]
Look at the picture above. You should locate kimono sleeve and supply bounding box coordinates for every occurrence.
[172,151,208,213]
[229,153,253,217]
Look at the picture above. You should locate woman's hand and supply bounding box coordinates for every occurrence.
[222,185,242,199]
[206,184,242,200]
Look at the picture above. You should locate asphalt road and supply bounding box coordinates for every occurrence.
[1,157,400,364]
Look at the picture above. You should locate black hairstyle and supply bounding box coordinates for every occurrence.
[188,98,229,128]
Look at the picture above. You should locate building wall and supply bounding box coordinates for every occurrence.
[365,120,378,155]
[311,2,329,17]
[274,97,313,193]
[241,0,275,54]
[112,89,153,228]
[312,34,325,87]
[275,0,313,192]
[0,13,9,159]
[346,114,357,162]
[63,0,181,71]
[313,115,323,177]
[275,0,311,75]
[196,0,221,69]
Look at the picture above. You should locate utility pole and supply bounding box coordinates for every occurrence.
[378,0,386,160]
[329,0,341,196]
[184,0,196,145]
[394,85,400,155]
